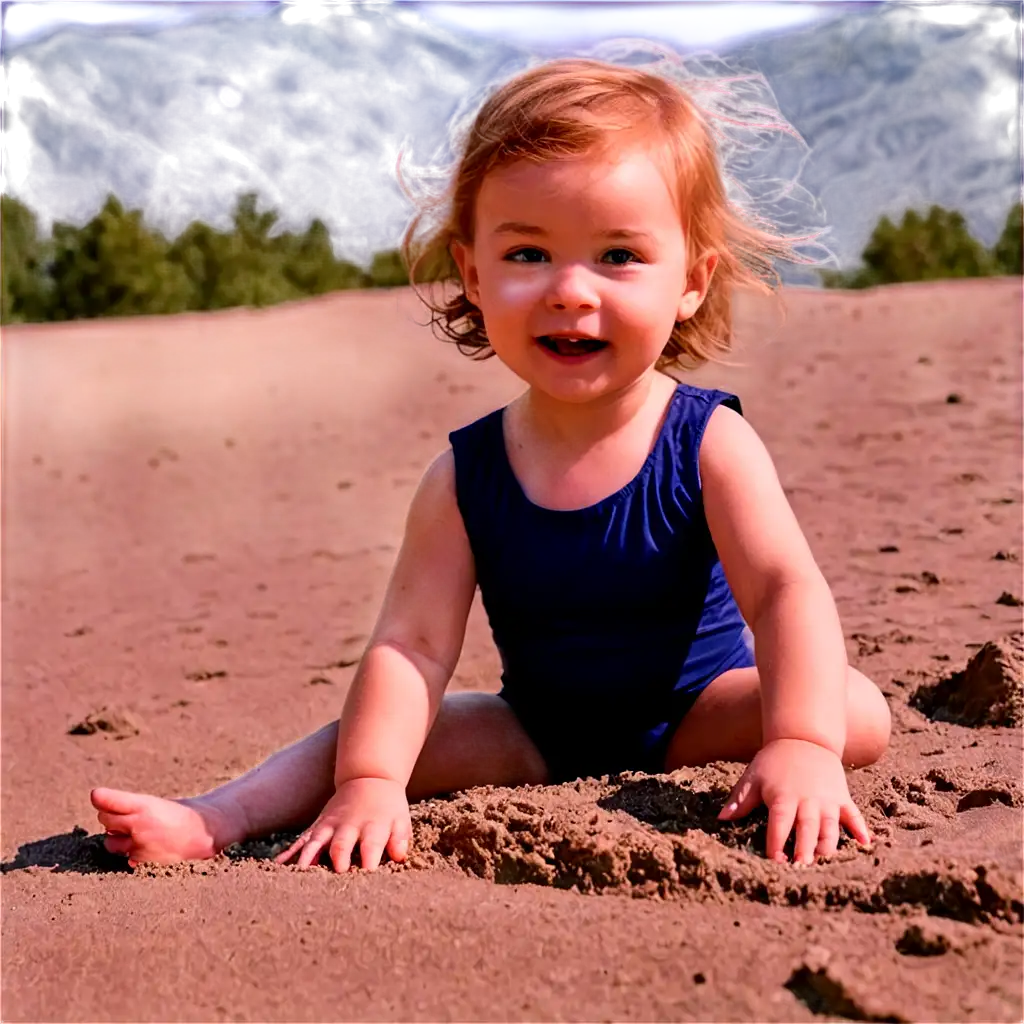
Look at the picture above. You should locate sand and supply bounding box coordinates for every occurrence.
[2,278,1022,1022]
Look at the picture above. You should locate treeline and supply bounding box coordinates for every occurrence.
[2,192,1021,324]
[0,191,450,326]
[820,202,1022,288]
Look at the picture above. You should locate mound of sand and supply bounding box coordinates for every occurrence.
[912,633,1023,727]
[401,765,1022,924]
[66,706,141,739]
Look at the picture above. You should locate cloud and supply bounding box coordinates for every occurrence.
[418,1,832,52]
[3,0,832,53]
[2,1,273,50]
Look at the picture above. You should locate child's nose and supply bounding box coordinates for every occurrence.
[544,265,600,312]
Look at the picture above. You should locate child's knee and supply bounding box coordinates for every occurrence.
[847,667,891,767]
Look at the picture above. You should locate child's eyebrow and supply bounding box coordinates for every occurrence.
[493,221,655,244]
[493,221,546,236]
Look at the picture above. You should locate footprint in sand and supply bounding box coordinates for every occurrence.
[786,947,905,1022]
[896,921,956,957]
[68,707,141,740]
[956,788,1019,812]
[182,553,217,564]
[869,768,1021,833]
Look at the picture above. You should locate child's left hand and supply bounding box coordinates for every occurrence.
[717,737,872,864]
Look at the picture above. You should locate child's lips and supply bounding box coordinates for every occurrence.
[535,335,609,358]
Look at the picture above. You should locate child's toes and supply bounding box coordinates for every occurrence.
[103,834,134,856]
[96,810,134,834]
[91,787,146,815]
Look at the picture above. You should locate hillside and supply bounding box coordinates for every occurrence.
[0,3,524,264]
[736,4,1020,274]
[3,4,1019,275]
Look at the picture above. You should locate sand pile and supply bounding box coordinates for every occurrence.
[66,706,142,739]
[912,633,1023,727]
[399,766,1023,922]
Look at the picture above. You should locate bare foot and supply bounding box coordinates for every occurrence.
[90,787,249,867]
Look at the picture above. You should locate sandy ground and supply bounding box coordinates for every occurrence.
[2,278,1022,1022]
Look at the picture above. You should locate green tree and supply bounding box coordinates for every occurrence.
[821,204,999,288]
[48,194,194,320]
[991,202,1022,275]
[169,195,283,310]
[366,247,450,292]
[166,220,227,311]
[368,248,409,288]
[1,194,53,323]
[279,218,370,295]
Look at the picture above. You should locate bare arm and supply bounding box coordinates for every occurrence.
[699,404,847,757]
[334,447,477,788]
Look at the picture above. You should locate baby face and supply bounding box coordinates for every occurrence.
[452,143,714,404]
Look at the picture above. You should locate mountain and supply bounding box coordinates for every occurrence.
[2,3,1020,276]
[2,4,528,266]
[732,3,1021,276]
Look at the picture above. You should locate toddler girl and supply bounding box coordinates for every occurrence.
[92,51,891,874]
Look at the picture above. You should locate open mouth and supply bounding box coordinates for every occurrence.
[536,336,608,357]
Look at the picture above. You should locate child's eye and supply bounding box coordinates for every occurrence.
[506,248,547,263]
[603,248,640,265]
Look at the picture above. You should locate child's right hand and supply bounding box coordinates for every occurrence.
[275,777,412,873]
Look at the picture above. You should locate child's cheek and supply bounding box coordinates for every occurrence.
[492,274,544,310]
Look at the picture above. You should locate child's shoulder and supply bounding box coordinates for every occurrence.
[671,379,743,417]
[447,404,504,448]
[662,381,745,462]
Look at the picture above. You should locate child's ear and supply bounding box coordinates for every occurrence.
[450,240,481,306]
[677,250,719,321]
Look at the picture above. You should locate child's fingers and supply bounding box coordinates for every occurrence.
[328,825,362,873]
[718,771,761,820]
[815,809,841,859]
[793,800,820,865]
[356,822,393,872]
[386,820,412,864]
[840,801,872,846]
[274,834,309,865]
[296,826,334,870]
[765,798,798,862]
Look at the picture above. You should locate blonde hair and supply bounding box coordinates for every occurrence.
[400,46,826,372]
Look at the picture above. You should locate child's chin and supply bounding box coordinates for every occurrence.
[531,376,616,403]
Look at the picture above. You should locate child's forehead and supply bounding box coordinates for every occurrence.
[477,142,683,214]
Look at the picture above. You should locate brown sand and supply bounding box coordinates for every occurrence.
[2,278,1022,1022]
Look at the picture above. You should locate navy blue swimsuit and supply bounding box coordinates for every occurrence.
[448,382,756,782]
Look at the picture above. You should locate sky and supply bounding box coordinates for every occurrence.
[1,0,846,54]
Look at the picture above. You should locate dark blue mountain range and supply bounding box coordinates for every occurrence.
[2,2,1018,278]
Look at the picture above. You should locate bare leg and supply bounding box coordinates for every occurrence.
[92,692,548,865]
[663,664,891,771]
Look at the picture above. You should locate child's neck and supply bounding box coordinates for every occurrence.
[516,371,677,454]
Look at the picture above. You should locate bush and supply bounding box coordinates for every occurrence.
[992,202,1022,275]
[47,195,194,320]
[821,203,1020,289]
[5,191,1018,320]
[368,248,409,288]
[1,195,54,323]
[0,190,435,323]
[280,218,370,295]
